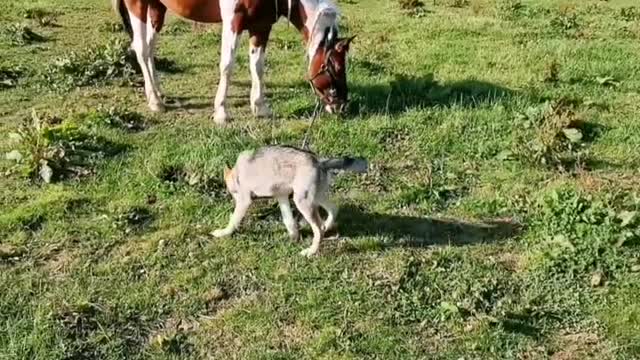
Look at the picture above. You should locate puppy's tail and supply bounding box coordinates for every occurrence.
[320,157,368,173]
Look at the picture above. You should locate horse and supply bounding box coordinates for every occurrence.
[111,0,355,123]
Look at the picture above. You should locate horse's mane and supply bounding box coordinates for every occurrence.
[297,0,340,59]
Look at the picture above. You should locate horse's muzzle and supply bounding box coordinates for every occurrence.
[325,102,347,114]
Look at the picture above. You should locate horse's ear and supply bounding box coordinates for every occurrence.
[335,35,356,52]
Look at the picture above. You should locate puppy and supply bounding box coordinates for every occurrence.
[211,145,367,257]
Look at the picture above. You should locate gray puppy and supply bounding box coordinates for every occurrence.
[212,145,368,257]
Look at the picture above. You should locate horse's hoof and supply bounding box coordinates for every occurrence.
[289,232,300,242]
[149,101,166,113]
[211,229,232,238]
[251,103,272,118]
[213,107,229,124]
[299,247,319,258]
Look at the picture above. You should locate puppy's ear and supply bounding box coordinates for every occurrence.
[223,166,234,183]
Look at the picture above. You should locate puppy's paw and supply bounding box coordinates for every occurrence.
[299,247,319,258]
[211,229,231,238]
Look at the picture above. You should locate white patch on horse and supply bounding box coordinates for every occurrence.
[211,0,339,123]
[145,12,162,102]
[300,0,340,64]
[128,10,164,112]
[249,43,271,118]
[213,0,240,123]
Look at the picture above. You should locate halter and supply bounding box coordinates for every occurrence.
[305,23,342,103]
[307,47,344,106]
[303,47,345,150]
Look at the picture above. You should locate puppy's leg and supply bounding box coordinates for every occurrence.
[297,214,308,229]
[294,194,324,257]
[277,196,299,241]
[212,195,251,238]
[317,196,338,232]
[313,206,322,228]
[297,206,325,229]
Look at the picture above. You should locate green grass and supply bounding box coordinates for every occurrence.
[2,0,640,358]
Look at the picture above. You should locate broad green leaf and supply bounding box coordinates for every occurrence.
[39,161,53,183]
[31,109,42,131]
[495,150,513,161]
[5,150,22,161]
[618,210,637,227]
[562,128,583,143]
[590,272,604,287]
[595,76,620,87]
[439,301,459,315]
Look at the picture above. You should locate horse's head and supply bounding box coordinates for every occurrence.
[308,27,355,114]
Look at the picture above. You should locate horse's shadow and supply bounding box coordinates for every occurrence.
[272,73,516,118]
[333,204,522,250]
[128,53,188,75]
[147,70,515,116]
[348,73,516,116]
[163,95,211,111]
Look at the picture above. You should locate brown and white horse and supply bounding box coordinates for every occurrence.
[112,0,355,123]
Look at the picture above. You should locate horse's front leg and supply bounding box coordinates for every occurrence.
[213,20,240,124]
[248,27,273,118]
[127,4,165,112]
[146,2,167,106]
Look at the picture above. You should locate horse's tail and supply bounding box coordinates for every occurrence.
[112,0,133,39]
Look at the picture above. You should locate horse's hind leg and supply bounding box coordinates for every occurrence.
[124,0,164,112]
[248,26,273,118]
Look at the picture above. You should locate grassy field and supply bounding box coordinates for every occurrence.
[2,0,640,358]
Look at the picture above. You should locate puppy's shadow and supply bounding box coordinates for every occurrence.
[336,204,522,249]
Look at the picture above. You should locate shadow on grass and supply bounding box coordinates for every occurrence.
[162,89,254,112]
[499,316,542,339]
[349,73,516,116]
[337,204,522,248]
[270,73,517,118]
[495,308,570,340]
[127,53,188,75]
[164,95,212,111]
[159,73,516,117]
[40,131,130,182]
[568,157,640,173]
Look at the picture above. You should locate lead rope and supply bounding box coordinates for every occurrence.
[276,0,292,26]
[301,16,322,151]
[301,98,322,150]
